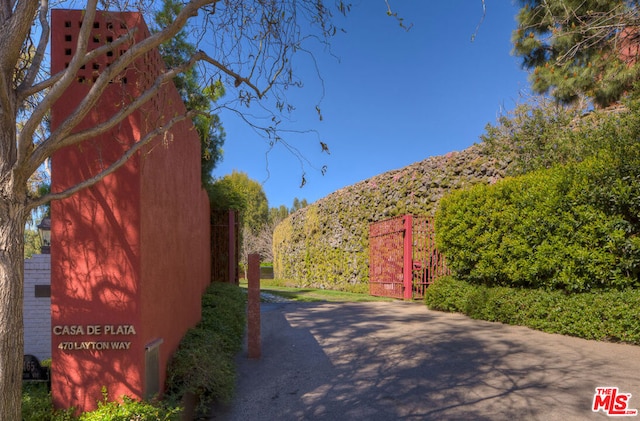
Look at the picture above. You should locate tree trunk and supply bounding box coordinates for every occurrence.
[0,202,26,420]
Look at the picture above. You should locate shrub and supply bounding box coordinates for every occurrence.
[481,96,592,176]
[436,151,640,292]
[421,276,476,312]
[22,383,76,421]
[165,282,246,416]
[22,372,177,421]
[424,277,640,344]
[78,388,180,421]
[165,328,235,414]
[437,99,640,292]
[199,283,246,354]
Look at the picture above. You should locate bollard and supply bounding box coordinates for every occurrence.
[247,253,261,359]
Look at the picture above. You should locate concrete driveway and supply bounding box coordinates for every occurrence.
[211,301,640,420]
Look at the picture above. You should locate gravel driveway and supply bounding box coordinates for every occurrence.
[211,300,640,420]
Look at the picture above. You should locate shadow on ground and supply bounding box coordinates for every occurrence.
[211,301,640,421]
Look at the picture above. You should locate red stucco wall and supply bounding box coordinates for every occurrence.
[50,9,210,412]
[138,72,211,394]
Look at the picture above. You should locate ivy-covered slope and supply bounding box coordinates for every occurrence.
[272,143,509,293]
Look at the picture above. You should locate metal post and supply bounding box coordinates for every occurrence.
[403,215,413,300]
[247,253,261,359]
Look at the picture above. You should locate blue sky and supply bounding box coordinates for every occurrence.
[212,1,530,209]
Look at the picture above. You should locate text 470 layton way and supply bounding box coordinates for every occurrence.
[57,341,132,351]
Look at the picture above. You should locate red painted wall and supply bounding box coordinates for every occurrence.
[50,9,210,412]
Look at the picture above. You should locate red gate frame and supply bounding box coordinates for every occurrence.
[403,215,413,300]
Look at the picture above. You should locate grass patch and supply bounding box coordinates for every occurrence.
[240,279,395,303]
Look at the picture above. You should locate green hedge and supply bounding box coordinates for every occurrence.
[436,148,640,292]
[165,282,246,416]
[424,277,640,344]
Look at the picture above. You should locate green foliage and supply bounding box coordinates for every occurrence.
[420,276,478,313]
[153,0,226,185]
[481,97,597,176]
[24,228,41,258]
[198,283,246,355]
[209,171,268,233]
[78,388,180,421]
[424,277,640,344]
[513,0,640,106]
[273,145,505,293]
[165,282,246,417]
[25,182,51,257]
[22,383,75,421]
[267,198,309,229]
[438,100,640,292]
[273,202,370,293]
[269,205,290,225]
[291,197,308,213]
[195,111,226,186]
[437,154,640,291]
[35,183,51,217]
[166,328,234,413]
[207,176,246,211]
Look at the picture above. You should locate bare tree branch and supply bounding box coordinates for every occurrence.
[28,111,192,211]
[199,49,286,100]
[18,0,50,93]
[17,1,100,165]
[471,0,486,42]
[17,26,136,100]
[25,50,205,177]
[0,0,39,128]
[19,0,213,170]
[0,1,39,70]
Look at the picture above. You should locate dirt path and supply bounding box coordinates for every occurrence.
[211,301,640,420]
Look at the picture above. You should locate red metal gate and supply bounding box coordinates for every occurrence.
[369,215,449,300]
[410,216,450,298]
[369,215,407,299]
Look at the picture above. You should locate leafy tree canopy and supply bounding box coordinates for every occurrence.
[481,93,640,176]
[269,205,290,225]
[482,95,590,175]
[152,0,226,186]
[291,197,309,213]
[210,171,268,232]
[513,0,640,106]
